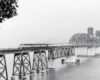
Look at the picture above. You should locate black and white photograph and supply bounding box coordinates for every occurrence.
[0,0,100,80]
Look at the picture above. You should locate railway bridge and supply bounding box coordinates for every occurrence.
[0,27,100,80]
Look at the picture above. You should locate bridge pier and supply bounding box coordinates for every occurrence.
[12,52,31,77]
[48,49,55,60]
[54,48,67,59]
[55,48,68,64]
[48,50,56,68]
[32,50,48,71]
[60,48,67,64]
[0,55,8,80]
[60,48,67,57]
[66,47,76,63]
[87,47,95,56]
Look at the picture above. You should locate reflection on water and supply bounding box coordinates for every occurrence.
[29,69,56,80]
[47,69,56,80]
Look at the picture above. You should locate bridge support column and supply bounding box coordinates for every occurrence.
[48,50,55,60]
[87,47,95,56]
[59,48,67,64]
[60,48,66,57]
[66,47,76,63]
[12,52,31,77]
[32,50,48,71]
[48,50,56,69]
[0,55,8,80]
[54,48,66,58]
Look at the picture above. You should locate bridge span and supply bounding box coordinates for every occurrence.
[1,27,100,80]
[0,43,99,80]
[0,43,93,54]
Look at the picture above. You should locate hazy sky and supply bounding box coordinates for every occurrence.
[0,0,100,48]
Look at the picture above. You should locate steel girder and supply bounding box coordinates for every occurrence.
[12,52,31,76]
[48,50,55,60]
[54,48,67,58]
[48,48,75,59]
[32,50,48,70]
[69,33,92,45]
[0,55,8,80]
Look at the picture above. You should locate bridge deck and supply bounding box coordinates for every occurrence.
[0,43,93,54]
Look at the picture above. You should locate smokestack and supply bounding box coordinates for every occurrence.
[87,27,93,38]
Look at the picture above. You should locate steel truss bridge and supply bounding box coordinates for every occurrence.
[0,32,100,80]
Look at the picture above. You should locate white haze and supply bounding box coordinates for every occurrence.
[0,0,100,48]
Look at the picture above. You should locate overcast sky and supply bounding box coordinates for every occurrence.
[0,0,100,48]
